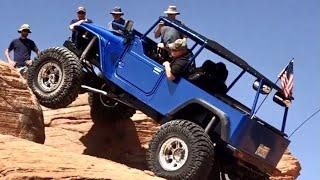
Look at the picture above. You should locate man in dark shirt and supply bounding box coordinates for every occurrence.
[4,24,40,68]
[162,38,193,81]
[69,6,93,44]
[107,6,126,33]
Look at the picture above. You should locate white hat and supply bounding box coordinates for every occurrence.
[18,24,31,33]
[168,38,187,51]
[164,5,180,15]
[77,6,86,13]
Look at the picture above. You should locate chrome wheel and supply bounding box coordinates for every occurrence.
[37,62,63,92]
[159,137,189,171]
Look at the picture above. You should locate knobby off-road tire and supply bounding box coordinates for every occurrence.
[88,92,135,124]
[28,47,82,109]
[147,120,215,180]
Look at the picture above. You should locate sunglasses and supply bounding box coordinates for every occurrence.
[77,11,86,14]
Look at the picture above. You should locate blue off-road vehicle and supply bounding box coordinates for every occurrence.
[28,17,292,180]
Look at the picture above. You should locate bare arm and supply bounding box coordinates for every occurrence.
[36,49,41,57]
[32,44,41,57]
[163,61,175,81]
[69,19,85,31]
[154,22,164,38]
[4,49,15,67]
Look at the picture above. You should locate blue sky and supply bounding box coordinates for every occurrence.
[0,0,319,179]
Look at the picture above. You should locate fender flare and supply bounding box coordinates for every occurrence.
[166,99,230,142]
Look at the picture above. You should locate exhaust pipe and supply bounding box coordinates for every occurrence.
[81,85,108,96]
[81,85,136,109]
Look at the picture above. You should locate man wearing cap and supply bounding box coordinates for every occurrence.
[4,24,40,69]
[108,6,126,33]
[69,6,93,43]
[162,38,194,81]
[154,5,184,46]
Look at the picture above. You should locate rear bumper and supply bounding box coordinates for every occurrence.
[229,144,280,175]
[228,116,290,175]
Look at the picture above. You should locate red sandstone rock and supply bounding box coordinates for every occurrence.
[271,150,301,180]
[0,134,162,180]
[0,61,45,143]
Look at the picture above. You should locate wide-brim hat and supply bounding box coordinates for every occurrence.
[18,24,32,33]
[168,38,187,51]
[110,6,124,15]
[164,5,180,15]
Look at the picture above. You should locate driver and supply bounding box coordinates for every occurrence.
[4,24,40,72]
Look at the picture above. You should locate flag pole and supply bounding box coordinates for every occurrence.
[281,107,289,133]
[254,58,294,114]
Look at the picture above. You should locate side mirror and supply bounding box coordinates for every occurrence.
[124,20,134,32]
[253,80,271,95]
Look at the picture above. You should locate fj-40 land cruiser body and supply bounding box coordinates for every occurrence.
[28,17,292,180]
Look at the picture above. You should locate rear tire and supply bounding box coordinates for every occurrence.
[147,120,215,180]
[28,47,82,109]
[88,92,135,123]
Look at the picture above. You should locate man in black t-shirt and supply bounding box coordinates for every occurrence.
[4,24,40,68]
[69,6,93,44]
[162,38,194,81]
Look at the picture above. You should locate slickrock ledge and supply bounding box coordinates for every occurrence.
[0,61,45,143]
[0,134,162,180]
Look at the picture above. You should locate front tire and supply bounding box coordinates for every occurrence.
[147,120,215,180]
[28,47,82,109]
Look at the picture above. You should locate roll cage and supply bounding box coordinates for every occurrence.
[142,16,282,92]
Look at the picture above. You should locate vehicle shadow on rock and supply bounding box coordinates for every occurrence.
[79,118,148,170]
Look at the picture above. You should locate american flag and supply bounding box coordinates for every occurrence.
[278,61,294,99]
